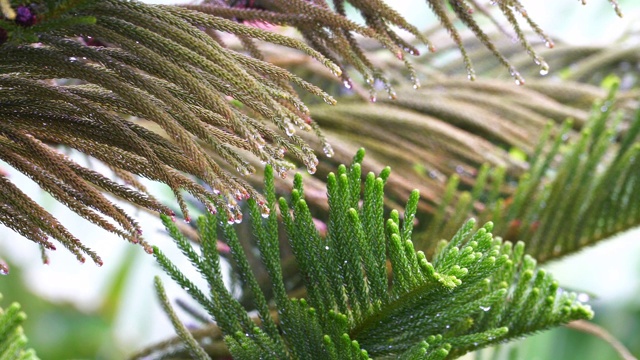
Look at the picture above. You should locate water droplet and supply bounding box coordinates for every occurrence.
[508,66,525,86]
[307,165,316,174]
[285,123,295,136]
[234,213,243,224]
[480,305,491,312]
[411,76,421,89]
[0,262,9,275]
[298,122,312,132]
[260,204,270,218]
[323,143,334,158]
[539,61,550,76]
[467,70,477,81]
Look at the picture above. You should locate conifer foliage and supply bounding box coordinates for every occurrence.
[0,0,623,268]
[416,85,640,263]
[0,294,38,360]
[149,150,592,359]
[0,0,338,266]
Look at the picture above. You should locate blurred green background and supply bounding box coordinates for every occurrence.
[1,1,640,359]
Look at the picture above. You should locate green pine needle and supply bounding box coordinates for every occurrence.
[0,294,39,360]
[149,150,592,359]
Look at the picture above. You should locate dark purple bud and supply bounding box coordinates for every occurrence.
[15,5,37,27]
[83,36,106,47]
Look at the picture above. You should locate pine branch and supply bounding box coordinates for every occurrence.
[0,293,39,360]
[413,83,640,263]
[154,277,210,360]
[188,0,620,95]
[0,0,339,264]
[257,76,631,214]
[146,149,591,359]
[0,0,627,268]
[423,30,639,89]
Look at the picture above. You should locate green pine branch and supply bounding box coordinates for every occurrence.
[0,293,39,360]
[146,149,592,359]
[416,83,640,263]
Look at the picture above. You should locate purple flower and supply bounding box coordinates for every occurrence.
[15,5,37,27]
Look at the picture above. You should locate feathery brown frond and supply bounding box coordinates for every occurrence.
[222,73,633,217]
[0,0,626,265]
[0,0,339,264]
[188,0,620,96]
